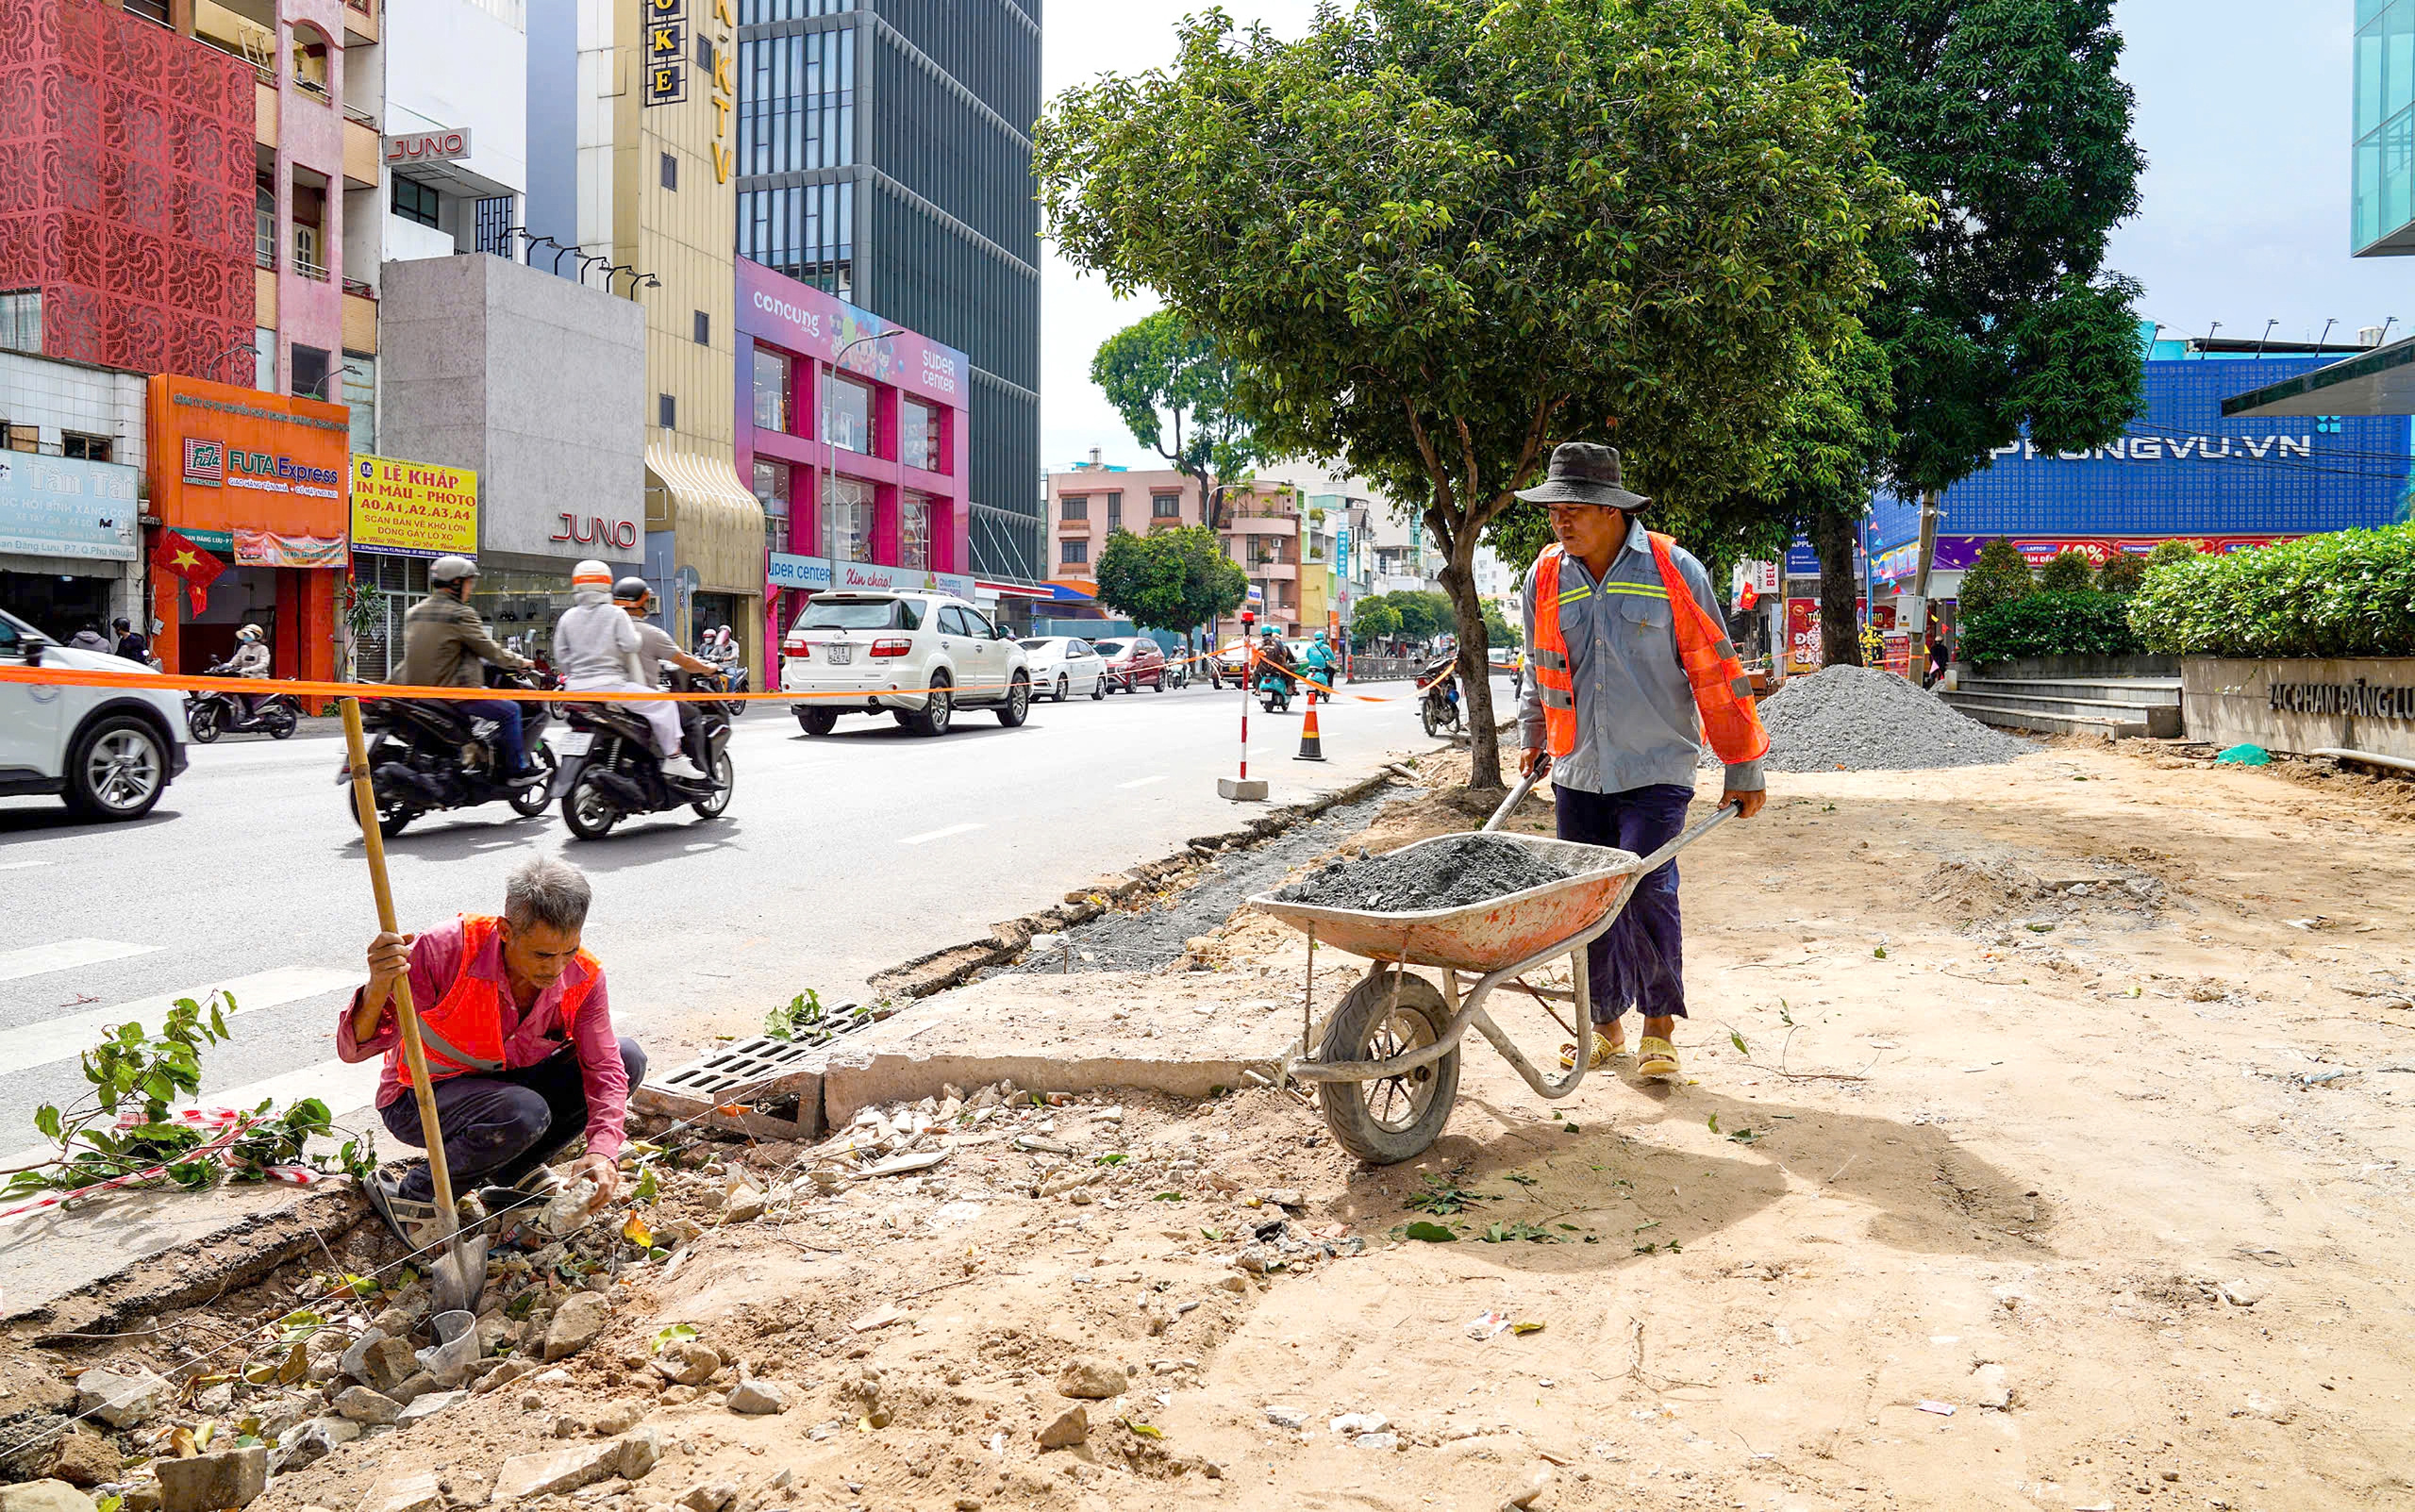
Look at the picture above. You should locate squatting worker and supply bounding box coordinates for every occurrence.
[1516,442,1769,1085]
[339,854,645,1248]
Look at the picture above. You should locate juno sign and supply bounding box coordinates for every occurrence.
[383,129,472,168]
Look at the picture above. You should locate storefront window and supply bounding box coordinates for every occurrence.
[753,346,791,432]
[467,568,594,666]
[826,373,872,454]
[900,398,941,471]
[823,474,873,561]
[754,459,791,527]
[900,490,931,569]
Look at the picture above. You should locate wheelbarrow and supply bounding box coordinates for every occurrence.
[1247,773,1734,1164]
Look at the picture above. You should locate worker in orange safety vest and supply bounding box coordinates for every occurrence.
[1516,442,1768,1087]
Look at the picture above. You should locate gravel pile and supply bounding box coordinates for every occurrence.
[1275,833,1580,912]
[1740,663,2033,773]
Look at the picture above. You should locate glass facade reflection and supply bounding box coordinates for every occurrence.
[2356,0,2415,254]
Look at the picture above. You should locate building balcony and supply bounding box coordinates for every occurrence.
[343,0,380,46]
[1246,559,1300,581]
[342,289,377,354]
[1228,499,1299,521]
[1056,515,1092,533]
[294,255,329,283]
[342,118,378,191]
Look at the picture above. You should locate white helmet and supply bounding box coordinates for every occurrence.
[572,559,613,592]
[428,555,480,589]
[236,623,264,643]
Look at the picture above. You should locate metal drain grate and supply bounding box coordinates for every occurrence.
[655,1035,824,1100]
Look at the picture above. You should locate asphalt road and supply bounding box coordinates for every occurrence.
[0,677,1456,1161]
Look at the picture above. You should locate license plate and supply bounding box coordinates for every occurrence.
[556,732,592,756]
[824,643,854,665]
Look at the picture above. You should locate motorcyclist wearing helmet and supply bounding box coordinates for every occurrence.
[211,623,273,717]
[615,579,721,775]
[1300,629,1339,701]
[396,556,541,786]
[550,565,707,782]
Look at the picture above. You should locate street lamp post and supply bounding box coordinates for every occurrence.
[818,330,895,573]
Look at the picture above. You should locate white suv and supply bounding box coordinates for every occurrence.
[782,591,1032,737]
[0,606,189,822]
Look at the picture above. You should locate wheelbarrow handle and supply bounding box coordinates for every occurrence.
[1632,801,1738,873]
[1481,767,1544,833]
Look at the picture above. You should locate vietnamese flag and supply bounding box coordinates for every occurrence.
[152,528,225,615]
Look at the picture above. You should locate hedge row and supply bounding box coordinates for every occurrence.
[2127,523,2415,659]
[1958,590,2142,665]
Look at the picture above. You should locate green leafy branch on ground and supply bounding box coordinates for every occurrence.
[2,991,375,1200]
[764,989,825,1041]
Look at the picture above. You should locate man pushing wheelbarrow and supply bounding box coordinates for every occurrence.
[1516,442,1768,1084]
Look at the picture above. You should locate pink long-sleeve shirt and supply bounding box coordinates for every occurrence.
[336,915,630,1161]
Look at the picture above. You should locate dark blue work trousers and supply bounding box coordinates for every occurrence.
[382,1038,646,1201]
[1553,782,1692,1023]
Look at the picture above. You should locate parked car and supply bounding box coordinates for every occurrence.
[1093,637,1168,693]
[783,591,1031,737]
[1017,636,1108,702]
[0,606,188,822]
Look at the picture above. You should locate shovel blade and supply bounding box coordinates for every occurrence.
[429,1220,491,1316]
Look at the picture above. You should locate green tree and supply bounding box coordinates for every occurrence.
[2143,539,2201,573]
[1386,590,1453,644]
[1351,598,1403,645]
[1038,0,1924,787]
[1482,598,1520,651]
[1093,524,1248,641]
[1765,0,2148,584]
[2036,547,2095,593]
[2093,552,2147,593]
[1957,539,2035,618]
[1091,311,1263,528]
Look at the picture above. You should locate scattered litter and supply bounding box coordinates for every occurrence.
[1915,1401,1957,1417]
[2214,743,2272,766]
[1465,1311,1511,1340]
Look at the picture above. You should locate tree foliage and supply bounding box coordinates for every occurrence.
[2036,548,2096,593]
[1959,590,2141,665]
[2093,552,2148,593]
[1764,0,2148,499]
[2128,525,2415,658]
[1092,523,1249,635]
[1038,0,1924,785]
[1091,311,1262,526]
[1350,598,1403,644]
[1957,539,2036,619]
[1357,590,1452,643]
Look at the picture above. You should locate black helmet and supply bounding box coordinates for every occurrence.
[611,577,651,605]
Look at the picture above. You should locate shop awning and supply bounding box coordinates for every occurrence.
[644,444,764,596]
[977,576,1058,600]
[2222,337,2415,418]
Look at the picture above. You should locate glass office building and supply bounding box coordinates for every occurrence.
[736,0,1043,581]
[2355,0,2415,254]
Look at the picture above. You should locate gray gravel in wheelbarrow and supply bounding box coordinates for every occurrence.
[1724,662,2035,773]
[1274,832,1575,912]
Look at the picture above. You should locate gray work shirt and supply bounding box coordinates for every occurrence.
[1517,519,1765,796]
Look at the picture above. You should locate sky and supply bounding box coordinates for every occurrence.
[1034,0,2407,474]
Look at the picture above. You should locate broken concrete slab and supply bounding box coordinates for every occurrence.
[487,1440,622,1503]
[812,971,1295,1129]
[154,1444,266,1512]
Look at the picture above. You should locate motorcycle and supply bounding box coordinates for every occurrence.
[1417,655,1462,738]
[1256,669,1293,714]
[708,655,749,715]
[334,668,557,837]
[554,669,735,839]
[187,671,299,742]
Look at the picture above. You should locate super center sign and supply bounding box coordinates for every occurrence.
[352,455,478,559]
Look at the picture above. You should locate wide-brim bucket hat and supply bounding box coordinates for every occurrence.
[1513,441,1651,510]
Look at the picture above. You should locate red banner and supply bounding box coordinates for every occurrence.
[1785,599,1821,673]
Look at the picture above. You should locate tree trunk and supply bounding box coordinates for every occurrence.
[1810,507,1863,668]
[1440,534,1503,789]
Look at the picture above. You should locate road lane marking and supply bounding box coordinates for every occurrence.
[899,822,986,845]
[0,860,55,872]
[0,939,158,984]
[0,965,359,1078]
[1116,774,1169,789]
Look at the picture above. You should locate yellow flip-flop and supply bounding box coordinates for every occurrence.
[1557,1029,1624,1071]
[1636,1037,1681,1083]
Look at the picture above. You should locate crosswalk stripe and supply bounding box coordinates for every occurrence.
[0,939,157,984]
[0,966,359,1079]
[899,822,985,845]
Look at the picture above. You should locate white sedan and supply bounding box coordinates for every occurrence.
[0,606,188,821]
[1017,637,1108,702]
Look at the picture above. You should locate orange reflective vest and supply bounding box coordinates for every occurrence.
[394,914,602,1089]
[1530,535,1770,768]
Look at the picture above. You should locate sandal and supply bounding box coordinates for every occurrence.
[1557,1028,1624,1072]
[1636,1037,1681,1083]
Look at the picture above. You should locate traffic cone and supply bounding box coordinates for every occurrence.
[1293,701,1326,761]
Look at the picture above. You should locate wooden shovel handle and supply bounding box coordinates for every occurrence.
[341,699,456,1219]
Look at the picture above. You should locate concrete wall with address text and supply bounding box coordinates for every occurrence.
[379,253,643,568]
[2181,657,2415,760]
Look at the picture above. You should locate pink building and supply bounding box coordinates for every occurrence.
[1046,461,1204,596]
[736,258,973,668]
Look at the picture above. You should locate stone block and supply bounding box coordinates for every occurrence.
[154,1445,267,1512]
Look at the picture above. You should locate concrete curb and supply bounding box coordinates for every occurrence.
[0,759,1425,1335]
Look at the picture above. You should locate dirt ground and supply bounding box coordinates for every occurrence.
[12,739,2415,1512]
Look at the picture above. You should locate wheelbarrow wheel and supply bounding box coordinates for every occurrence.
[1317,971,1459,1165]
